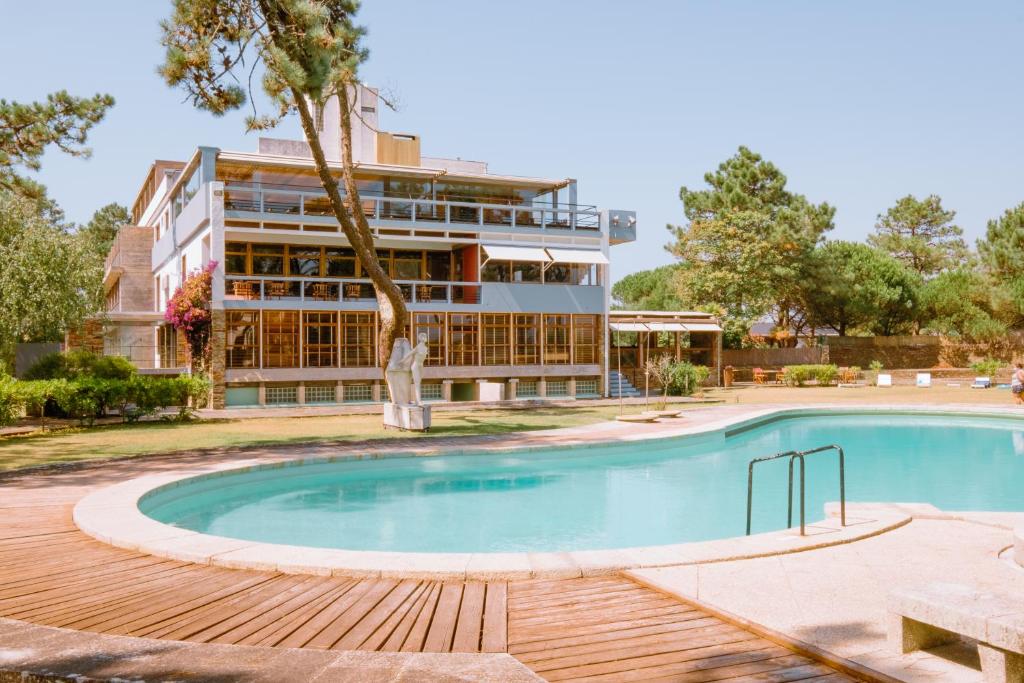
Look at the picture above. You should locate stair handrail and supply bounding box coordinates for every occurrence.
[745,444,846,536]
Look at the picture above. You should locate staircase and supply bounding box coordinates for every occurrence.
[609,370,643,398]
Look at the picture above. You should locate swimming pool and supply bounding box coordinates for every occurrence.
[140,412,1024,554]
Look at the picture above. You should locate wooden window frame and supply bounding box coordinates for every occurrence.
[226,311,260,368]
[303,311,337,368]
[262,310,300,368]
[482,313,511,365]
[448,313,479,366]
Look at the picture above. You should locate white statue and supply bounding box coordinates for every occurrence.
[384,333,429,405]
[385,337,414,405]
[409,332,429,405]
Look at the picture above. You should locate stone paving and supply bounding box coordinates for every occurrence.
[630,507,1024,683]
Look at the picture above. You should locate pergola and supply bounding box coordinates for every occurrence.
[608,311,724,391]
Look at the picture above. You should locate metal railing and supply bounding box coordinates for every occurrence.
[223,183,601,232]
[103,345,185,370]
[226,276,482,305]
[746,444,846,536]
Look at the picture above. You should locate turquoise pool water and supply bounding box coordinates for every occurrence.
[141,412,1024,553]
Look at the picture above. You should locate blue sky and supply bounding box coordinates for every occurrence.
[2,1,1022,283]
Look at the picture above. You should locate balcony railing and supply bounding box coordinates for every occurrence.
[223,184,601,232]
[226,276,482,305]
[104,345,185,370]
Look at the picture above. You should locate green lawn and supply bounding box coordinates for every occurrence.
[0,404,654,472]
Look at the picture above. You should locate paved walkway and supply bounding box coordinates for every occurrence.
[630,509,1024,683]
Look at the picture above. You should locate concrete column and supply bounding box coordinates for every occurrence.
[335,380,344,404]
[568,377,577,399]
[538,378,547,398]
[297,382,305,405]
[257,383,266,406]
[208,309,227,409]
[507,378,519,400]
[442,379,454,402]
[372,383,382,403]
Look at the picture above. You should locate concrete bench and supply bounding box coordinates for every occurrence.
[889,583,1024,682]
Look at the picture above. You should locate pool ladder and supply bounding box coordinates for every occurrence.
[745,444,846,536]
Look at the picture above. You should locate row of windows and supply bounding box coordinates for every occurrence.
[225,243,457,281]
[225,311,602,369]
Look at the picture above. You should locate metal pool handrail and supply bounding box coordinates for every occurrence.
[746,444,846,536]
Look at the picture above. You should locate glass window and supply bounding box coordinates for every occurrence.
[325,247,357,277]
[514,314,540,365]
[512,261,542,283]
[544,314,571,364]
[288,245,322,277]
[340,313,375,367]
[262,310,299,368]
[252,243,285,275]
[225,242,248,275]
[303,311,337,367]
[226,311,259,368]
[481,261,510,282]
[482,314,510,365]
[573,314,600,365]
[425,251,451,282]
[414,313,445,366]
[393,250,422,280]
[449,313,478,366]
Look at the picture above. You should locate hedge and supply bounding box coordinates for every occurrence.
[782,364,839,387]
[0,374,211,427]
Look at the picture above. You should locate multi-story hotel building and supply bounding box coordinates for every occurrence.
[96,86,721,409]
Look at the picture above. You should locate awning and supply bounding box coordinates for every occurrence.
[481,244,551,262]
[545,248,610,265]
[609,322,650,333]
[643,322,688,332]
[683,322,723,332]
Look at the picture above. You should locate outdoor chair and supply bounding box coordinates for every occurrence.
[266,281,288,300]
[971,376,992,389]
[753,368,766,385]
[231,281,256,300]
[309,283,333,302]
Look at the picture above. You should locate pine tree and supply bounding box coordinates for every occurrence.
[158,0,408,364]
[668,146,834,340]
[0,91,114,200]
[79,203,131,258]
[868,194,966,277]
[977,202,1024,327]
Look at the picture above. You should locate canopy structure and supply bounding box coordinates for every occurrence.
[480,244,550,263]
[608,311,724,387]
[545,248,610,265]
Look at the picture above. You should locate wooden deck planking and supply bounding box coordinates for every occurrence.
[0,514,501,655]
[0,494,861,681]
[507,577,856,683]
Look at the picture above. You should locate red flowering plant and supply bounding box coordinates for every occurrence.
[164,261,217,372]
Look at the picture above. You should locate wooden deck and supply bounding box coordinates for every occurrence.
[508,577,855,682]
[0,503,858,681]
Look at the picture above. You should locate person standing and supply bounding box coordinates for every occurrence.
[1012,363,1024,405]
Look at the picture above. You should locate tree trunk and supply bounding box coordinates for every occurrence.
[292,90,409,367]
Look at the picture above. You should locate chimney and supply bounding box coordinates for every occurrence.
[306,84,379,164]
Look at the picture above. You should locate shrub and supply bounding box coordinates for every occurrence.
[0,374,21,427]
[783,364,839,387]
[869,360,884,372]
[667,362,710,396]
[24,350,136,381]
[971,357,1002,378]
[815,364,839,385]
[165,262,216,372]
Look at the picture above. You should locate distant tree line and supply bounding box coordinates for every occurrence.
[614,146,1023,348]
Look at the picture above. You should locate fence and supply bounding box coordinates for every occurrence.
[722,347,824,369]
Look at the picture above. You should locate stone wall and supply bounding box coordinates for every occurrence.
[65,319,104,355]
[823,335,941,369]
[209,309,226,409]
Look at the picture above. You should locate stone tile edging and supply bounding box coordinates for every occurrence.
[73,405,1024,580]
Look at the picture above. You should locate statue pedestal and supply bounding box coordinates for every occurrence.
[383,403,431,432]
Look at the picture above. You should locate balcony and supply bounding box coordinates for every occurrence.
[222,183,601,233]
[226,276,482,305]
[103,345,186,372]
